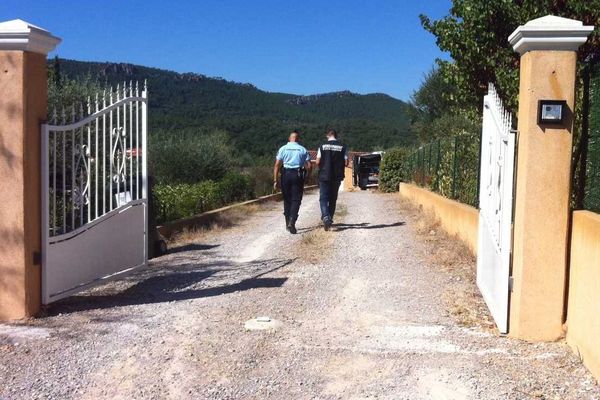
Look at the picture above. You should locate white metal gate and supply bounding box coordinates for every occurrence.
[41,82,148,304]
[476,84,516,333]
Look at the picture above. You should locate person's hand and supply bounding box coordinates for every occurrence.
[273,180,278,192]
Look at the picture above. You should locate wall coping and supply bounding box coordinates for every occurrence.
[508,15,594,55]
[0,19,61,54]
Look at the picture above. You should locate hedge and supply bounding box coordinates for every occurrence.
[153,172,254,224]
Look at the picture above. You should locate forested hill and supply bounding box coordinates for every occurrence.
[55,59,415,156]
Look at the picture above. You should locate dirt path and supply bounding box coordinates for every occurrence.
[0,190,598,399]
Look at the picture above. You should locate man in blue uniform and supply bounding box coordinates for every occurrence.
[273,130,311,234]
[316,129,348,231]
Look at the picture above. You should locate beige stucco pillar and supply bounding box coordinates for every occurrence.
[0,20,60,320]
[507,16,593,341]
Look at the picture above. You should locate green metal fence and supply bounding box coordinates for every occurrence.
[583,63,600,212]
[404,135,481,207]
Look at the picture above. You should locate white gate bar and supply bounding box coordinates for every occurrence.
[109,89,114,211]
[136,82,140,200]
[141,81,148,200]
[102,91,106,215]
[116,84,121,205]
[62,109,66,233]
[129,82,133,200]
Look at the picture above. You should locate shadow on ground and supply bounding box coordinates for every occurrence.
[296,225,321,234]
[333,221,405,231]
[46,258,294,315]
[167,243,221,254]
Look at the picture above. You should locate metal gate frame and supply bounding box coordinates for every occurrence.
[476,84,516,334]
[41,82,148,304]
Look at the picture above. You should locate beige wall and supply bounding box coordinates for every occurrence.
[343,166,353,191]
[0,51,46,320]
[399,183,479,255]
[567,210,600,382]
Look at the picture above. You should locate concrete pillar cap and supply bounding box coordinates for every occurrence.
[508,15,594,55]
[0,19,61,55]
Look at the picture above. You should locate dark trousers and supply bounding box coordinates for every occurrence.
[319,180,341,221]
[281,169,304,221]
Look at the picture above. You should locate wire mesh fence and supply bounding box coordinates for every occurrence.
[583,62,600,213]
[404,135,481,207]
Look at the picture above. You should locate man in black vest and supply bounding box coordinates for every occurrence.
[316,129,348,231]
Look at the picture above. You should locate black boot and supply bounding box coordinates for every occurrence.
[285,216,290,232]
[323,216,332,231]
[287,218,297,234]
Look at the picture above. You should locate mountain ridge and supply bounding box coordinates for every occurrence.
[52,58,415,155]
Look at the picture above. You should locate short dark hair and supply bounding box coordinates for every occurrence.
[327,129,337,138]
[292,129,300,134]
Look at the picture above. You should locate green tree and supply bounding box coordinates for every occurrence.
[409,67,480,142]
[47,57,101,117]
[149,129,236,184]
[410,67,457,121]
[421,0,600,112]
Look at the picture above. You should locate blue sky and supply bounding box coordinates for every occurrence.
[3,0,451,100]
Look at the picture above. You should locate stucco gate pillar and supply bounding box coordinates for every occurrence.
[0,20,60,320]
[507,16,593,341]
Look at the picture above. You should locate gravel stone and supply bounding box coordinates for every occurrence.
[0,191,598,399]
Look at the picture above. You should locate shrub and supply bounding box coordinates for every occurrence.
[247,165,274,197]
[379,147,411,192]
[153,172,255,223]
[217,172,254,204]
[149,130,236,184]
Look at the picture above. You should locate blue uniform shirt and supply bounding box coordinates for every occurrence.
[276,142,310,169]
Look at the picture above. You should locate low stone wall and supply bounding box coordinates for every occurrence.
[157,185,317,238]
[399,183,479,255]
[567,210,600,381]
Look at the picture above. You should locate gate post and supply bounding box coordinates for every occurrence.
[508,16,593,340]
[0,20,60,320]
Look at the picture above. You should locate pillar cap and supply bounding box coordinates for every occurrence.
[0,19,61,55]
[508,15,594,55]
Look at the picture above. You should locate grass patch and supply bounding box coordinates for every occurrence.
[167,203,264,247]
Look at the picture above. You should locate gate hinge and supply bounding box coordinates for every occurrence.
[508,276,514,292]
[33,251,41,266]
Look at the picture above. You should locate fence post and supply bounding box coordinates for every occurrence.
[507,16,593,341]
[428,143,432,179]
[452,136,458,199]
[0,20,60,320]
[435,139,441,192]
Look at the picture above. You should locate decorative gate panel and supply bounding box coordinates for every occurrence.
[476,84,516,333]
[41,82,148,304]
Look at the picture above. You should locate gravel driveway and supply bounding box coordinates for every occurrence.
[0,190,598,399]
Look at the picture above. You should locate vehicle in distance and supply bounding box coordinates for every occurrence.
[353,152,383,190]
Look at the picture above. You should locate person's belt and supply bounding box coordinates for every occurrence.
[283,167,301,171]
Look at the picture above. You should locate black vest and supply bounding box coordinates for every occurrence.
[318,140,347,181]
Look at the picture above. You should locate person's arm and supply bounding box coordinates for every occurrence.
[344,146,350,168]
[304,150,312,173]
[315,147,321,167]
[273,159,282,191]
